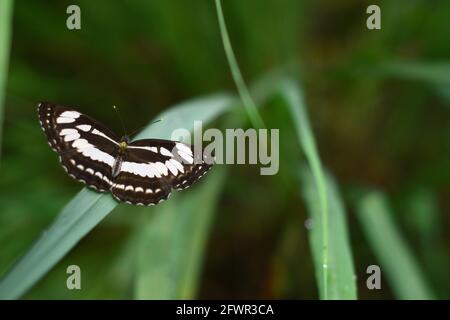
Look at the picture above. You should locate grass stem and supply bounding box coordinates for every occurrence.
[214,0,266,129]
[0,0,14,161]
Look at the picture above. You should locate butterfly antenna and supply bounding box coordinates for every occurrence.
[150,118,163,126]
[113,105,128,137]
[128,118,163,139]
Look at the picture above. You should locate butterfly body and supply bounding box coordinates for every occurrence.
[38,102,214,206]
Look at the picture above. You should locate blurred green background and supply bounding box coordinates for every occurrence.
[0,0,449,299]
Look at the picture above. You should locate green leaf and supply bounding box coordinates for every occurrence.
[380,62,450,85]
[214,0,266,129]
[277,78,332,299]
[356,191,435,299]
[134,167,226,299]
[300,168,357,299]
[229,71,354,298]
[378,62,450,104]
[0,93,234,299]
[0,0,14,158]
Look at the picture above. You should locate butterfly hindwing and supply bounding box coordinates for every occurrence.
[38,102,120,191]
[126,139,214,188]
[110,171,172,206]
[110,139,214,205]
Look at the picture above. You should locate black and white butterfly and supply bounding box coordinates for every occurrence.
[38,102,214,206]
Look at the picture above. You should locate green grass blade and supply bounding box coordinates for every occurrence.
[134,167,225,299]
[300,168,357,299]
[379,62,450,85]
[0,189,114,300]
[277,79,331,299]
[214,0,266,129]
[0,93,234,299]
[356,191,435,299]
[0,0,14,159]
[377,62,450,104]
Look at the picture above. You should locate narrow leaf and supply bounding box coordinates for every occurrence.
[0,0,14,159]
[214,0,266,129]
[380,62,450,85]
[356,191,435,299]
[277,79,331,299]
[300,168,357,299]
[135,167,226,299]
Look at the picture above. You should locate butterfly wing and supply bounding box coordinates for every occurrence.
[110,139,214,205]
[38,102,120,191]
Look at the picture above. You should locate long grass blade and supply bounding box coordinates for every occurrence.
[0,93,234,299]
[214,0,266,129]
[377,62,450,104]
[134,167,225,299]
[301,168,357,300]
[380,62,450,85]
[277,79,331,299]
[356,191,435,299]
[300,168,357,299]
[0,0,14,160]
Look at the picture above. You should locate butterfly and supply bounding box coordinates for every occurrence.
[37,102,214,206]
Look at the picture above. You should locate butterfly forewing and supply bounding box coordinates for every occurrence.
[38,102,120,191]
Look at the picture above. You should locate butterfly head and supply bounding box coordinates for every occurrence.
[119,136,130,153]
